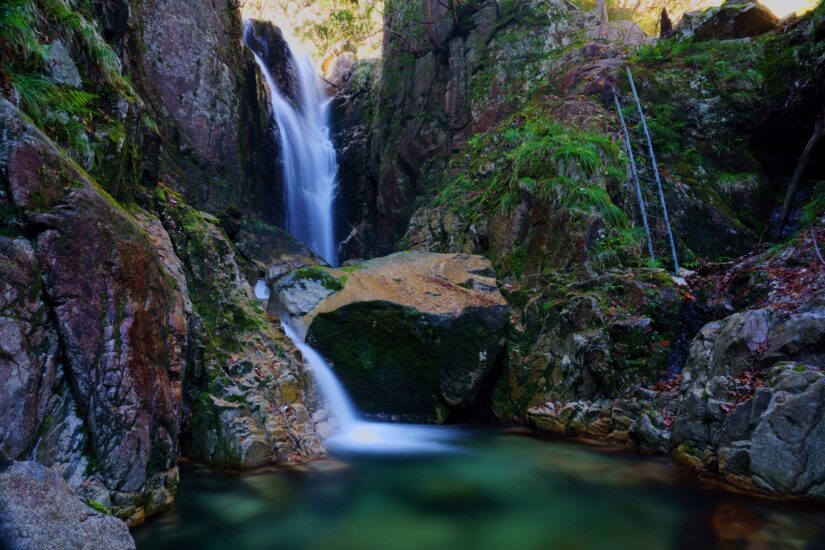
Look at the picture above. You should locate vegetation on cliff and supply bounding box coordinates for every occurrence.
[1,3,825,548]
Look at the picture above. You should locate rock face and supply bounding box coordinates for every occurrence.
[333,0,653,261]
[674,0,779,41]
[274,252,510,422]
[720,364,825,499]
[132,0,282,223]
[0,461,135,550]
[0,238,59,462]
[243,19,299,106]
[0,100,186,522]
[672,303,825,500]
[155,189,324,467]
[136,0,244,169]
[334,0,762,272]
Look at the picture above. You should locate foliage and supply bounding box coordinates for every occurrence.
[38,0,128,90]
[84,499,111,515]
[802,182,825,226]
[0,0,47,64]
[570,0,718,36]
[297,0,383,56]
[9,73,99,165]
[1,0,138,182]
[716,172,761,195]
[434,99,643,270]
[243,0,384,58]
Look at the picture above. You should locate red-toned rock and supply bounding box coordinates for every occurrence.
[0,100,188,522]
[0,238,59,460]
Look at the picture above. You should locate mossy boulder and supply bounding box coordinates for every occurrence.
[493,268,687,424]
[299,252,509,422]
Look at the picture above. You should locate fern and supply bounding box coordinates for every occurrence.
[37,0,130,92]
[10,73,54,125]
[12,73,96,122]
[0,0,45,63]
[717,172,760,195]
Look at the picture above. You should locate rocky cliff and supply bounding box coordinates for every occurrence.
[327,0,825,503]
[1,0,825,546]
[0,0,324,539]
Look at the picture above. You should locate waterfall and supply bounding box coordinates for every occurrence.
[282,322,456,454]
[244,22,339,266]
[246,24,454,454]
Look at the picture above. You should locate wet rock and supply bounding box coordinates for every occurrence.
[270,267,338,320]
[0,461,135,550]
[297,252,509,422]
[232,218,317,271]
[330,60,379,259]
[674,0,779,41]
[243,19,299,106]
[94,0,131,44]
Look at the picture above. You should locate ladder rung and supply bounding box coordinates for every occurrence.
[614,69,679,272]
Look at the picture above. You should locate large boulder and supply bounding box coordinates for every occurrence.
[0,462,135,550]
[672,304,825,500]
[717,364,825,500]
[275,252,509,422]
[673,0,779,41]
[0,100,187,522]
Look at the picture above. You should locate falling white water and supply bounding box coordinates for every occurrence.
[254,279,270,300]
[245,22,339,266]
[246,21,454,454]
[282,323,457,454]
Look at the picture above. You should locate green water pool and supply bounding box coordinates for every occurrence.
[135,430,825,549]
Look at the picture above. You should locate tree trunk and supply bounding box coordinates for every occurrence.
[774,106,825,239]
[596,0,609,39]
[660,7,673,38]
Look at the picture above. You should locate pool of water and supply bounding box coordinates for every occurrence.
[135,429,825,549]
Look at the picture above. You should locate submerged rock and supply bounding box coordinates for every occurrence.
[0,461,135,550]
[280,252,509,422]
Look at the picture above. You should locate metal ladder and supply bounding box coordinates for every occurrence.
[613,67,680,273]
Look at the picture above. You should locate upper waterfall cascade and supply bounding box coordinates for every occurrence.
[244,21,340,266]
